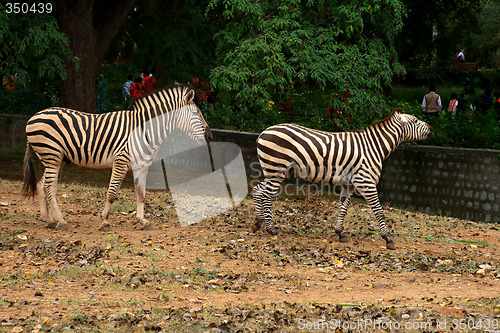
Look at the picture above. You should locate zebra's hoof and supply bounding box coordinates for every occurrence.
[47,222,57,229]
[98,223,112,232]
[250,224,260,233]
[139,223,153,230]
[339,236,349,243]
[336,232,348,243]
[386,241,396,250]
[136,217,152,230]
[55,222,69,231]
[266,227,278,236]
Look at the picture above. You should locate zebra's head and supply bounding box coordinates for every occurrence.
[397,112,434,142]
[180,88,213,144]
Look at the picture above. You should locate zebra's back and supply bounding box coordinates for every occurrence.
[257,123,373,185]
[26,107,133,168]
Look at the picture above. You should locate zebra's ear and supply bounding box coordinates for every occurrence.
[184,89,196,104]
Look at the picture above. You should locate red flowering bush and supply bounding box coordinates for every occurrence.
[190,78,211,101]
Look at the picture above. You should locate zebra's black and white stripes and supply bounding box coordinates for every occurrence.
[23,85,212,231]
[252,110,433,249]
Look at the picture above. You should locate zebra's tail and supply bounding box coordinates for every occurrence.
[22,143,37,198]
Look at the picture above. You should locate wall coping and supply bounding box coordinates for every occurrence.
[396,144,500,157]
[211,128,500,156]
[0,114,31,119]
[211,129,259,141]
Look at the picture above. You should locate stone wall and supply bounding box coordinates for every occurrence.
[378,146,500,223]
[0,114,30,151]
[212,129,500,223]
[1,116,498,223]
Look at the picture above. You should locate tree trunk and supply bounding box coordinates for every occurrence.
[57,0,138,113]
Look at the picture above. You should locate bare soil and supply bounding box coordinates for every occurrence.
[0,156,499,332]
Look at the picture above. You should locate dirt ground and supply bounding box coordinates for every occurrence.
[0,156,499,332]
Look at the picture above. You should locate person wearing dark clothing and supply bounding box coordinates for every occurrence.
[494,91,500,121]
[477,88,493,114]
[456,92,475,116]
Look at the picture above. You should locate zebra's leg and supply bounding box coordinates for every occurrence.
[42,165,67,230]
[355,185,396,250]
[133,166,152,230]
[253,178,280,235]
[251,181,266,232]
[334,184,355,243]
[100,157,129,231]
[36,173,50,223]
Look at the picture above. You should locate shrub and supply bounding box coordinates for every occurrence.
[398,101,500,150]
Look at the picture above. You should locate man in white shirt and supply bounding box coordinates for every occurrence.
[422,85,442,116]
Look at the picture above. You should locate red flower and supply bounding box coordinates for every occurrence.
[191,78,211,101]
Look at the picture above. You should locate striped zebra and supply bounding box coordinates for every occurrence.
[22,85,212,231]
[252,110,433,250]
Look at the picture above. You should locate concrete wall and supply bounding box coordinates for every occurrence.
[212,129,500,223]
[1,116,498,223]
[378,146,500,223]
[0,114,30,151]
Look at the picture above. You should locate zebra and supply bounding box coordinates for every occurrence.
[252,109,433,250]
[22,85,212,231]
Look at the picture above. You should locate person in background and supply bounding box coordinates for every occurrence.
[422,85,442,116]
[142,71,156,94]
[96,74,108,113]
[477,87,493,115]
[448,93,458,117]
[456,92,470,115]
[138,67,145,79]
[129,77,143,103]
[455,49,465,63]
[122,75,134,106]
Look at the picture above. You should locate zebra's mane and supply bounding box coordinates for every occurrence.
[358,108,402,132]
[131,84,200,110]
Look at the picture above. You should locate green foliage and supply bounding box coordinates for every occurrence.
[472,0,500,67]
[0,4,73,83]
[396,0,500,70]
[207,0,406,132]
[396,0,483,68]
[395,98,500,150]
[427,110,500,149]
[0,74,60,114]
[98,63,136,112]
[0,3,76,114]
[111,0,219,86]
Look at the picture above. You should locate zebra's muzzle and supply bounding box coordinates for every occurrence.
[205,127,213,142]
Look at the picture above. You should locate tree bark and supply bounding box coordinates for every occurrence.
[57,0,138,113]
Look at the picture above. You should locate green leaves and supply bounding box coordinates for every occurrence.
[0,6,74,83]
[208,0,406,131]
[0,5,76,114]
